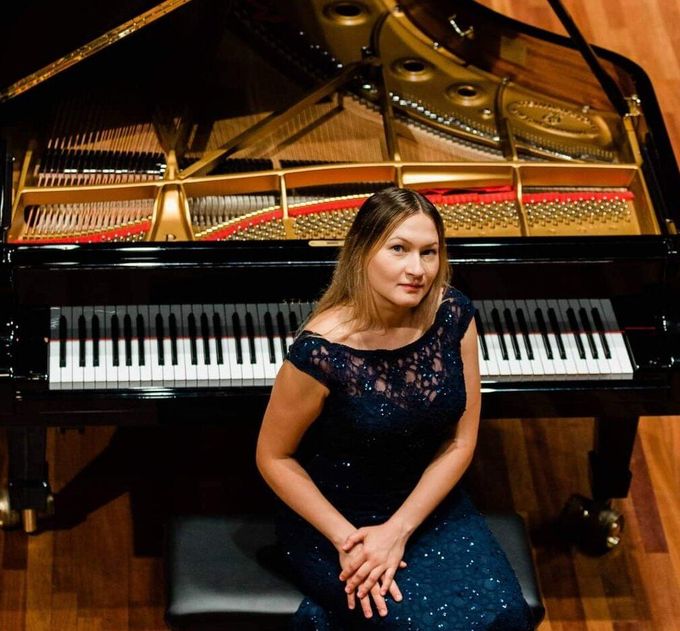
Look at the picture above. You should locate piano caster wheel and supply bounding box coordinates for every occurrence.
[0,488,21,530]
[559,494,624,555]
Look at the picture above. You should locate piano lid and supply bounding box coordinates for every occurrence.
[0,0,676,245]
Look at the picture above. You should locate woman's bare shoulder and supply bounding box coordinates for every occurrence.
[304,306,354,343]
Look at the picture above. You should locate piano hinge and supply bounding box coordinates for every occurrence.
[625,94,642,117]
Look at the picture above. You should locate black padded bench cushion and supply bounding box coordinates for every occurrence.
[164,513,544,630]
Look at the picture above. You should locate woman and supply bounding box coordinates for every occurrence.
[256,188,532,629]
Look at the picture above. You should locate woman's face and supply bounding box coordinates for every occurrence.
[366,212,440,312]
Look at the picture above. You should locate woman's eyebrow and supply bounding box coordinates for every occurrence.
[387,235,438,247]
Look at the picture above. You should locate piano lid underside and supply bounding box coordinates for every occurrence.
[2,0,664,245]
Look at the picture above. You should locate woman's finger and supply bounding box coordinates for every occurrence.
[369,584,388,617]
[345,562,373,593]
[399,560,407,568]
[388,579,403,603]
[339,552,366,581]
[342,529,366,551]
[357,566,384,599]
[346,589,356,610]
[379,567,396,595]
[359,592,373,619]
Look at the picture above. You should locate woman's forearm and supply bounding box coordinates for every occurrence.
[388,431,477,537]
[258,454,355,548]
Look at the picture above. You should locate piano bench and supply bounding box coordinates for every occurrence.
[163,514,545,630]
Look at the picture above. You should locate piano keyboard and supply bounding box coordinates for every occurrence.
[47,298,634,390]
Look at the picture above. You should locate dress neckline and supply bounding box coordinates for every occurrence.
[300,286,455,355]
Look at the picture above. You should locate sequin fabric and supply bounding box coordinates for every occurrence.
[278,287,533,630]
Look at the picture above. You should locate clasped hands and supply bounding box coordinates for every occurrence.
[336,521,409,619]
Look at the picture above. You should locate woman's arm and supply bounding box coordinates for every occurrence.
[257,360,404,617]
[256,360,356,547]
[340,318,482,596]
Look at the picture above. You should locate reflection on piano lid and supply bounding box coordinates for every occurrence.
[48,298,634,391]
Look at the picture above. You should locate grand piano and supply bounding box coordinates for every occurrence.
[1,0,678,551]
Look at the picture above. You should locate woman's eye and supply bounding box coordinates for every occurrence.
[422,249,437,256]
[390,244,404,252]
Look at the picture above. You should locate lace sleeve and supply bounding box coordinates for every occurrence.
[450,289,476,339]
[286,333,334,387]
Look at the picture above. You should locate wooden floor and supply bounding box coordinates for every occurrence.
[2,1,680,630]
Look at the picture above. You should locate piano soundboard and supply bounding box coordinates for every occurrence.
[48,298,634,390]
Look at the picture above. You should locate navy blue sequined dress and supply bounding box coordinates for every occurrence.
[279,287,532,630]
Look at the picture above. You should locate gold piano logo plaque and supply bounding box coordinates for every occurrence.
[507,100,599,139]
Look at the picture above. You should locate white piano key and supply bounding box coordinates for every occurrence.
[556,299,590,377]
[525,300,557,377]
[92,306,108,388]
[159,305,175,387]
[113,308,130,388]
[168,304,186,387]
[478,301,503,377]
[192,308,209,386]
[82,306,96,388]
[100,307,116,390]
[146,306,163,386]
[201,305,222,385]
[597,299,634,377]
[510,301,543,378]
[222,304,245,386]
[137,305,153,386]
[493,300,523,378]
[181,305,198,387]
[69,307,85,389]
[537,299,570,376]
[48,307,64,390]
[576,299,609,376]
[258,303,279,381]
[237,303,263,385]
[126,306,142,387]
[208,305,230,386]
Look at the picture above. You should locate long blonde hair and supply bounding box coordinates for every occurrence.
[312,187,451,332]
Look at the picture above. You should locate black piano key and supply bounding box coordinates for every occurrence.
[578,307,599,359]
[502,308,521,360]
[491,308,509,361]
[111,314,120,367]
[155,313,165,366]
[289,311,299,337]
[78,314,87,367]
[169,313,178,366]
[232,313,243,365]
[566,308,586,359]
[264,312,276,363]
[92,315,100,367]
[534,309,553,360]
[123,314,133,367]
[59,315,67,368]
[200,313,211,364]
[590,307,612,359]
[276,311,288,357]
[547,308,567,360]
[245,312,257,364]
[136,314,145,366]
[474,311,489,361]
[188,314,198,365]
[213,313,224,365]
[515,308,533,360]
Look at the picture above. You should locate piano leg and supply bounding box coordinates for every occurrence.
[589,415,639,501]
[560,415,638,554]
[6,426,52,533]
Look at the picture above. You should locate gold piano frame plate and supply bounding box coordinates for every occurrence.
[8,161,658,242]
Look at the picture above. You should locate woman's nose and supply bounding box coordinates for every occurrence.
[405,253,425,276]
